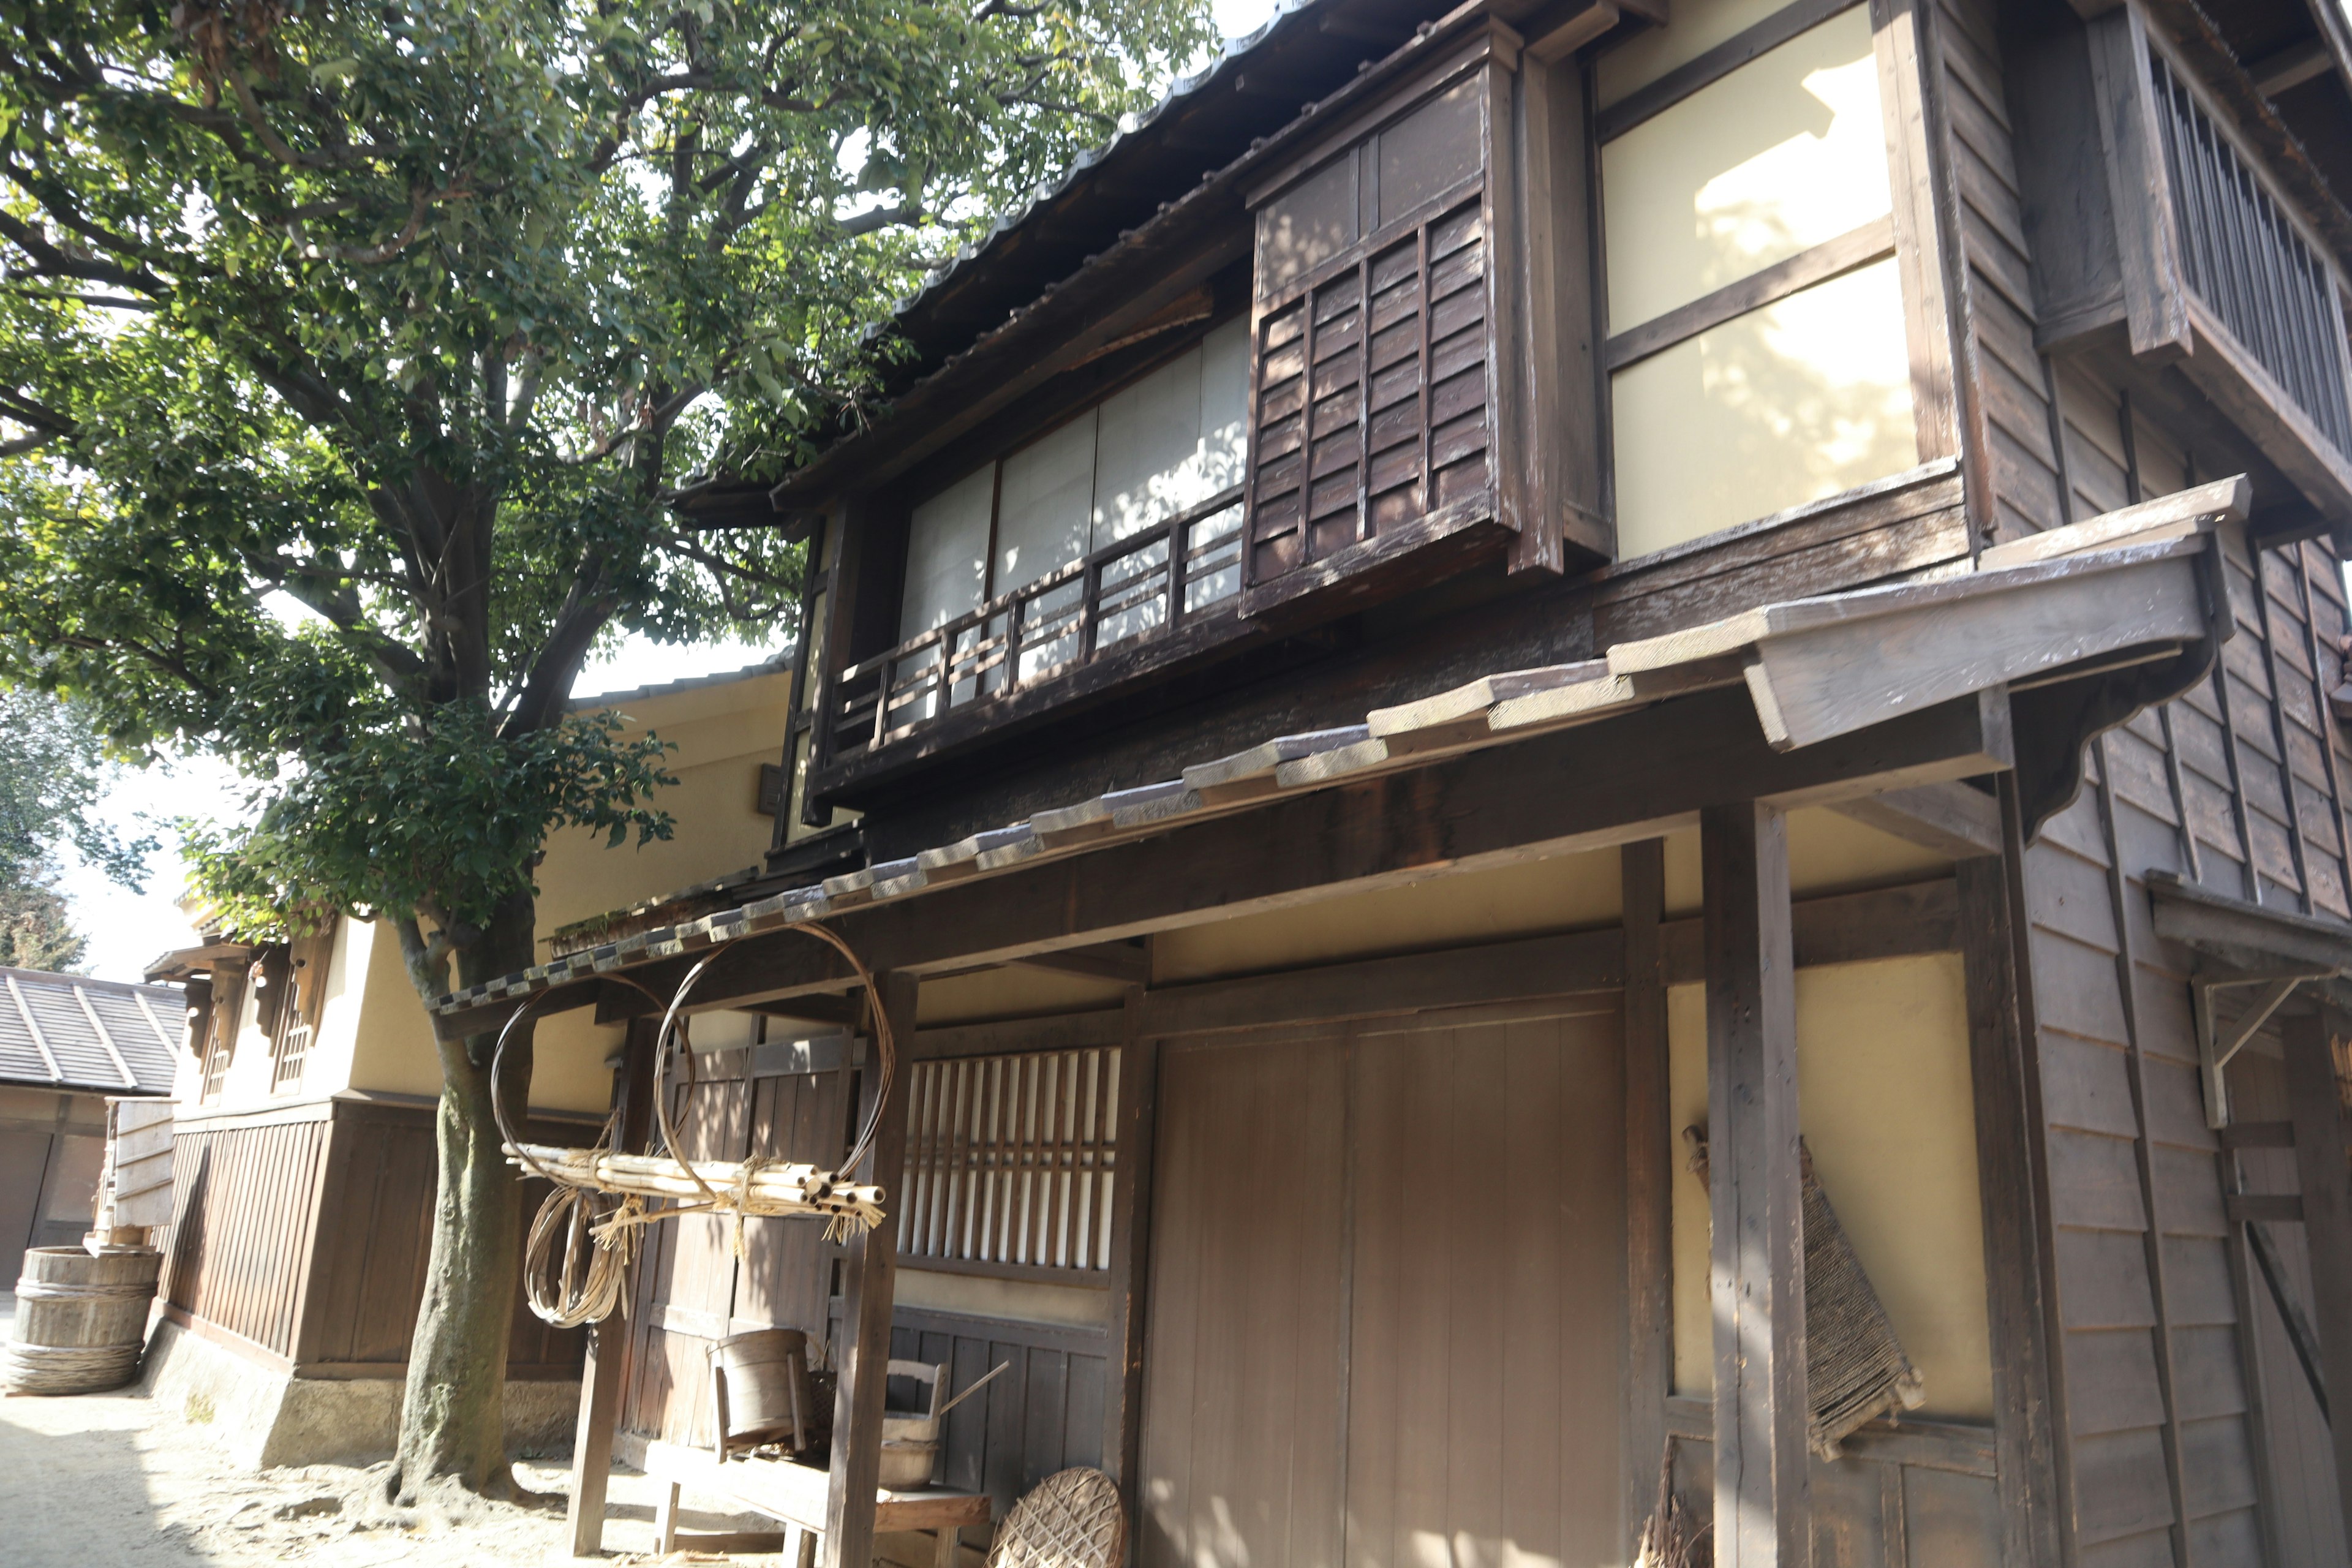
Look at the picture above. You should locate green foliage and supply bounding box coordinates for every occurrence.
[0,0,1215,962]
[0,686,153,891]
[0,881,86,971]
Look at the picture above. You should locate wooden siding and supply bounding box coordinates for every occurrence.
[887,1310,1108,1511]
[614,1038,1112,1525]
[159,1099,587,1374]
[1942,1,2352,1559]
[2223,1044,2350,1568]
[160,1114,330,1360]
[1139,1004,1625,1568]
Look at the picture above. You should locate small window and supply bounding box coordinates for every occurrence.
[1599,1,1917,557]
[897,320,1250,642]
[896,1047,1121,1276]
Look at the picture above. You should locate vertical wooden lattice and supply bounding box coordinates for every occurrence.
[1249,198,1490,584]
[897,1047,1120,1274]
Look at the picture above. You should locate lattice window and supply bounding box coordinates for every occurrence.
[271,1019,312,1093]
[897,1047,1120,1275]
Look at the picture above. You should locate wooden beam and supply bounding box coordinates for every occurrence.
[911,1008,1127,1060]
[1660,877,1959,982]
[1955,852,2065,1567]
[823,971,920,1568]
[1702,801,1807,1568]
[1829,781,2000,858]
[442,684,2013,1038]
[567,1021,657,1558]
[1008,942,1148,986]
[2283,1009,2352,1543]
[1138,926,1624,1037]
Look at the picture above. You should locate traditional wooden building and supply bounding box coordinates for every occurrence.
[141,657,796,1465]
[423,1,2352,1565]
[0,968,178,1286]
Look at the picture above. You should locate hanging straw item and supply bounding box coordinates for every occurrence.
[1685,1125,1927,1458]
[490,921,901,1326]
[508,1144,886,1232]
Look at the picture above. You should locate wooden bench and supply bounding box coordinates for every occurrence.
[642,1439,990,1567]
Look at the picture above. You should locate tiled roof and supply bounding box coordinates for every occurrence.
[570,653,793,710]
[0,967,182,1095]
[430,481,2248,1022]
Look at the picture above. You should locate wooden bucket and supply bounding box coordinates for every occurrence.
[3,1246,162,1395]
[710,1328,815,1455]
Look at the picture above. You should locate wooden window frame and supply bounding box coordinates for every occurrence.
[1589,0,1963,557]
[895,1044,1123,1284]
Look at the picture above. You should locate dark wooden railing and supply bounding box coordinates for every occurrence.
[830,489,1245,756]
[2150,53,2352,458]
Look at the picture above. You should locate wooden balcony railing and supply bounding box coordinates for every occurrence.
[2150,52,2352,458]
[829,490,1246,757]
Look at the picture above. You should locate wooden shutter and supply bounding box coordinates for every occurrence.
[1244,28,1517,592]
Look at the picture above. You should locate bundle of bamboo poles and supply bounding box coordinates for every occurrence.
[505,1142,887,1231]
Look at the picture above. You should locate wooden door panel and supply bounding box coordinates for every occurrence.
[1140,1033,1349,1568]
[1140,1003,1625,1568]
[1345,1009,1624,1568]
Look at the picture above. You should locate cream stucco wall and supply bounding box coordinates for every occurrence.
[198,664,791,1117]
[1667,954,1994,1422]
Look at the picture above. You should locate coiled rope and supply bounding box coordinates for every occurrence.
[492,923,898,1326]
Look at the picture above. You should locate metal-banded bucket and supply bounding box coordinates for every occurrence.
[710,1327,816,1455]
[3,1246,162,1395]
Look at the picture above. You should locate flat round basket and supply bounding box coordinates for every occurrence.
[987,1467,1125,1568]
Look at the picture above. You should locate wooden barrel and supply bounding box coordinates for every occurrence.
[709,1328,815,1452]
[3,1246,162,1395]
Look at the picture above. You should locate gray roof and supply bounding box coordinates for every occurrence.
[570,653,793,712]
[431,479,2246,1022]
[0,967,182,1095]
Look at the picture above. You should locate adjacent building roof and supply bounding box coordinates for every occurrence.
[570,652,792,712]
[0,968,182,1095]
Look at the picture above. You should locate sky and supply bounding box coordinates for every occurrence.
[48,0,1284,986]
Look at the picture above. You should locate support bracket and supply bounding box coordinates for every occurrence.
[2193,964,2337,1128]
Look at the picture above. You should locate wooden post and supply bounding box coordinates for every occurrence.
[2282,1008,2352,1543]
[1700,801,1806,1568]
[1101,982,1159,1496]
[1954,848,2064,1568]
[567,1021,658,1558]
[1621,839,1673,1548]
[824,970,920,1568]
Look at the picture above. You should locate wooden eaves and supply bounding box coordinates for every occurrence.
[428,478,2250,1041]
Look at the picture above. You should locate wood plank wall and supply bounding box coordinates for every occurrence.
[160,1115,330,1360]
[2225,1047,2350,1568]
[1941,1,2352,1560]
[159,1100,588,1375]
[614,1042,1105,1524]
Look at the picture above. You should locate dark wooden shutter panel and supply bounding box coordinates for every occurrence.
[1245,42,1504,592]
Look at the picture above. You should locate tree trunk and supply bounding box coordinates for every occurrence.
[391,893,540,1501]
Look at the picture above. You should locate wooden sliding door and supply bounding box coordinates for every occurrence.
[1139,999,1626,1568]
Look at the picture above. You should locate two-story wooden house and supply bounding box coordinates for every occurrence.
[433,1,2352,1564]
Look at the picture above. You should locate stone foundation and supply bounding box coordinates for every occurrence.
[138,1318,580,1470]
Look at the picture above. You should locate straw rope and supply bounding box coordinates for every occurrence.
[1,1340,143,1395]
[487,922,899,1327]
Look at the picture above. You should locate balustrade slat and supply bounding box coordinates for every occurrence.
[2151,53,2352,457]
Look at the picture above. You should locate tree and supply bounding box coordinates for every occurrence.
[0,685,155,971]
[0,0,1213,1496]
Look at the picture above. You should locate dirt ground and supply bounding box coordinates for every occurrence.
[0,1310,776,1568]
